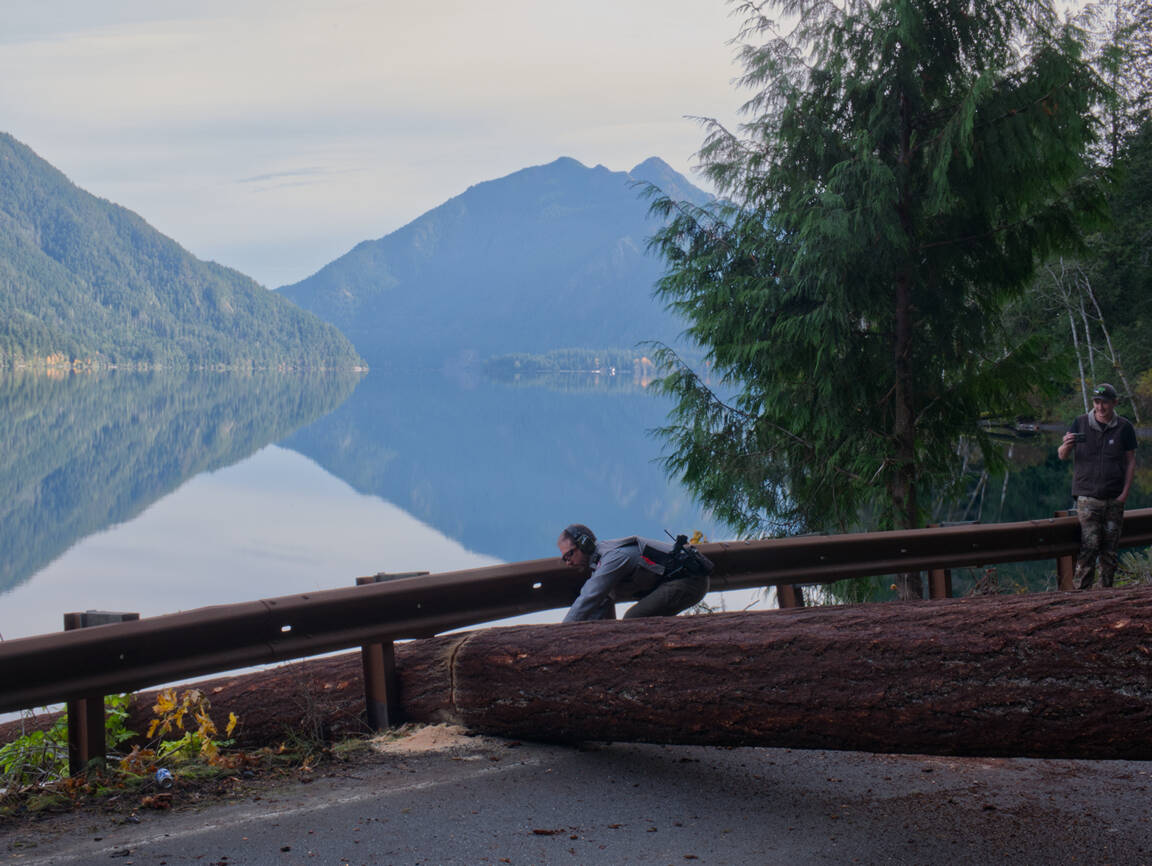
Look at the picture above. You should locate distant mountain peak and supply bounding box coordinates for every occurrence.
[630,155,675,175]
[278,155,713,368]
[627,157,708,205]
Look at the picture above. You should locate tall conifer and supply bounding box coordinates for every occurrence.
[647,0,1109,572]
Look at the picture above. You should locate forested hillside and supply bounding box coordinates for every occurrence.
[0,133,363,369]
[277,156,711,368]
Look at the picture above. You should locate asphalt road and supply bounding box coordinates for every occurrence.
[5,733,1152,865]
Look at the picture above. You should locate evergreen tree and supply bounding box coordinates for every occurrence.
[1021,0,1152,415]
[1077,0,1152,163]
[646,0,1109,586]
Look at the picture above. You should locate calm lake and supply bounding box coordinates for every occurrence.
[0,368,732,643]
[2,369,1146,645]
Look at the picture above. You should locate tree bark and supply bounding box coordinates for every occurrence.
[891,130,921,598]
[6,590,1151,760]
[400,589,1152,760]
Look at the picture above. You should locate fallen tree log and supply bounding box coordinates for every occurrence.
[3,588,1150,760]
[399,588,1152,760]
[0,656,373,752]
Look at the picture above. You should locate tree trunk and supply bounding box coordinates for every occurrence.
[891,270,922,599]
[10,590,1151,761]
[1079,292,1096,382]
[400,589,1152,760]
[1080,265,1141,424]
[1050,259,1091,413]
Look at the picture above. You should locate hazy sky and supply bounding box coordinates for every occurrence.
[1,0,745,288]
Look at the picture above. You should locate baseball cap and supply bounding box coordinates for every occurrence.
[1093,383,1118,401]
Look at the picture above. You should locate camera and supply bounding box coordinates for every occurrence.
[1072,432,1087,443]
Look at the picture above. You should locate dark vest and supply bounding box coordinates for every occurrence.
[1071,413,1134,499]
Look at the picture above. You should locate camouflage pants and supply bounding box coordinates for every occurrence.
[1074,496,1125,590]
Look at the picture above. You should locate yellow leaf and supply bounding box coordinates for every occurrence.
[196,709,218,737]
[225,712,238,737]
[153,688,177,716]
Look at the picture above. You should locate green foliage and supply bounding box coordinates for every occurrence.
[104,693,136,752]
[1079,120,1152,375]
[0,132,363,371]
[1076,0,1152,162]
[0,695,134,790]
[118,688,237,771]
[646,0,1108,537]
[0,713,69,789]
[816,575,893,606]
[1116,548,1152,587]
[1013,114,1152,422]
[0,690,242,801]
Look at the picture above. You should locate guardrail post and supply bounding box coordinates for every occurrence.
[926,525,952,598]
[777,584,805,608]
[356,572,428,730]
[928,568,953,599]
[1055,509,1077,590]
[64,611,139,775]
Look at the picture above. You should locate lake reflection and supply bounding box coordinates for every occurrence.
[0,445,502,640]
[5,368,1140,641]
[278,370,726,564]
[0,369,728,641]
[0,370,358,595]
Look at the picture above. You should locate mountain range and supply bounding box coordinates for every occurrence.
[1,134,710,371]
[277,156,711,367]
[0,132,361,369]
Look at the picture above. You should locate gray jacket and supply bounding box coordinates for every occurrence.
[562,536,672,623]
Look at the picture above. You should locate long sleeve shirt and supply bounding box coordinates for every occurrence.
[562,537,670,622]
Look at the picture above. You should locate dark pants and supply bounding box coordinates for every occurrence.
[624,574,710,618]
[1074,496,1125,589]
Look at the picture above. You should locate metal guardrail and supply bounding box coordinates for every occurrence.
[3,509,1152,718]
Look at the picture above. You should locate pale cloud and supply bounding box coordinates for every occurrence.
[0,0,743,287]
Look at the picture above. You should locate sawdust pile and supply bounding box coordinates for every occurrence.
[371,723,507,755]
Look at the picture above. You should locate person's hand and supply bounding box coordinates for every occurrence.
[1058,432,1076,459]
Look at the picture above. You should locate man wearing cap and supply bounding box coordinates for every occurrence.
[1057,383,1138,589]
[556,524,710,622]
